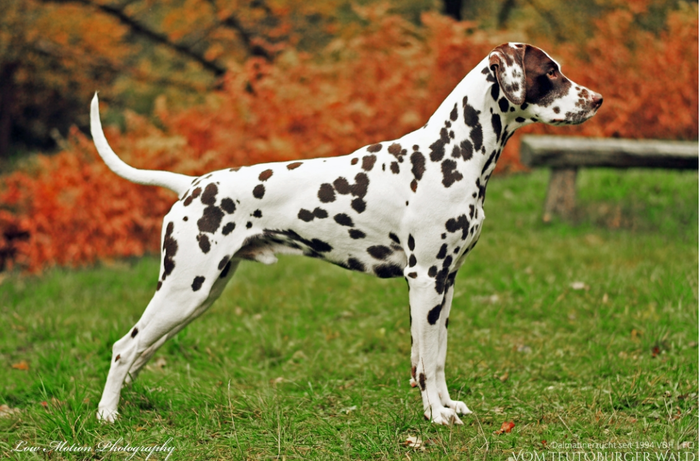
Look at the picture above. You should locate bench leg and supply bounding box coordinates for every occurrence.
[543,167,578,222]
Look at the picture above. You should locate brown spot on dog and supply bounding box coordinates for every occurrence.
[374,263,403,278]
[334,213,354,227]
[427,303,443,325]
[410,151,426,181]
[367,143,383,153]
[218,256,230,270]
[333,177,351,195]
[318,183,336,203]
[287,162,302,170]
[259,169,273,181]
[362,155,376,171]
[418,372,426,391]
[441,159,463,187]
[349,229,366,239]
[221,198,236,214]
[252,184,265,199]
[197,234,211,253]
[347,257,365,272]
[446,215,469,239]
[162,222,178,279]
[131,328,139,338]
[350,173,369,198]
[222,222,235,235]
[192,276,205,291]
[197,206,224,233]
[201,183,218,205]
[351,198,366,213]
[367,245,393,260]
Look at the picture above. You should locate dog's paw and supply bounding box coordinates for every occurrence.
[409,377,418,388]
[425,406,464,425]
[97,408,119,423]
[445,400,472,415]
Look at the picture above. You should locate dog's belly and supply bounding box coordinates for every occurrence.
[235,227,408,278]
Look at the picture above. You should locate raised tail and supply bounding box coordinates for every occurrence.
[90,93,194,197]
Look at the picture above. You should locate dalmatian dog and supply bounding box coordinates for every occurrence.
[91,43,602,424]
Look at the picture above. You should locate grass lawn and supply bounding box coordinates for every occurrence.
[0,168,697,460]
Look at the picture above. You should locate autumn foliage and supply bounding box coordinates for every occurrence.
[0,4,697,272]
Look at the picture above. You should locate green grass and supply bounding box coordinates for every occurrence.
[0,169,697,460]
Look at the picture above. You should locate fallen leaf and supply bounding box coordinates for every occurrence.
[0,404,20,418]
[405,435,424,450]
[405,435,434,450]
[651,346,660,358]
[269,377,284,386]
[570,281,588,291]
[11,361,29,371]
[494,421,515,435]
[340,405,357,414]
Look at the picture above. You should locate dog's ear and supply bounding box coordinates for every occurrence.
[488,43,527,105]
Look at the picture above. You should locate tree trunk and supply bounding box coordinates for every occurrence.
[443,0,463,21]
[497,0,517,28]
[0,62,18,161]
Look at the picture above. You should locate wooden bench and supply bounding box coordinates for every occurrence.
[520,135,699,222]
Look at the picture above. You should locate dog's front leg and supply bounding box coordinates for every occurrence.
[435,280,471,415]
[407,273,463,425]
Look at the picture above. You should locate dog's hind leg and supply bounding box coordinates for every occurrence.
[97,253,240,422]
[123,259,240,385]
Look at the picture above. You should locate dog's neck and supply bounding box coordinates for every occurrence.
[416,56,532,202]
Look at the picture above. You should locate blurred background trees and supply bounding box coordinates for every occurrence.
[0,0,695,159]
[0,0,696,271]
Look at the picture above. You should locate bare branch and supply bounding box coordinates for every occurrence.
[42,0,228,77]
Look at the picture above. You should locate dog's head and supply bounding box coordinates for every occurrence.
[488,43,602,125]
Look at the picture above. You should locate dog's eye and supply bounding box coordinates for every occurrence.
[547,69,557,79]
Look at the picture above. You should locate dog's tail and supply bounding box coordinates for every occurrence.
[90,93,194,197]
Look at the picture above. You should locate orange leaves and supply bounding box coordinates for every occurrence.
[11,361,29,371]
[495,421,515,435]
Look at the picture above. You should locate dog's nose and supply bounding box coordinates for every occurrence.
[591,92,603,109]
